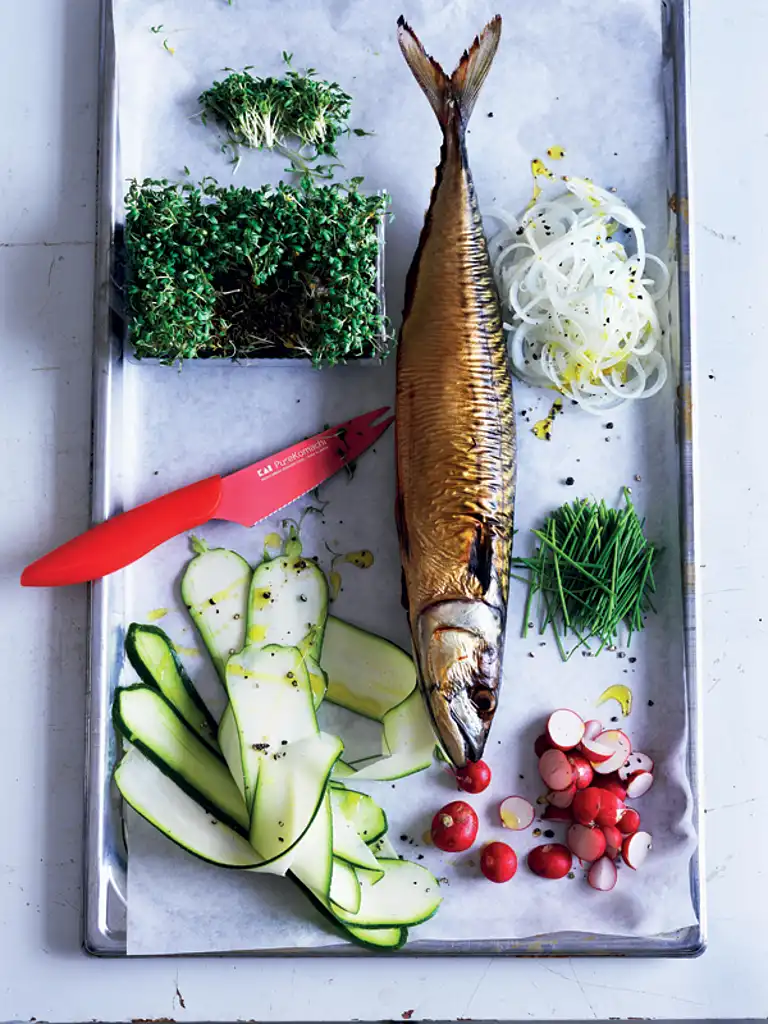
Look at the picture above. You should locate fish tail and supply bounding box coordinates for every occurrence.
[396,15,502,130]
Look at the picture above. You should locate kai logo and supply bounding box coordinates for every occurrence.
[257,464,274,478]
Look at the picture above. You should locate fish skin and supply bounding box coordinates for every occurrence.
[395,15,516,768]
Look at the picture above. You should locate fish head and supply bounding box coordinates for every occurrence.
[415,600,504,768]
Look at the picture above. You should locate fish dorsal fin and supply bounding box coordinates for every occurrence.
[397,15,502,129]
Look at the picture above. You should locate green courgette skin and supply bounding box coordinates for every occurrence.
[125,622,218,740]
[292,879,409,951]
[112,684,247,836]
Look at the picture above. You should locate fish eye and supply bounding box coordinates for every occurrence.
[471,687,496,714]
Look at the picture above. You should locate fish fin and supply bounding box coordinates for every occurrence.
[468,520,494,595]
[396,15,501,128]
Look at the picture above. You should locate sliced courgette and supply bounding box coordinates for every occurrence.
[292,879,408,950]
[350,688,435,781]
[322,617,416,721]
[329,858,362,915]
[115,747,260,867]
[181,542,251,683]
[289,790,334,898]
[330,760,356,781]
[331,787,388,845]
[125,622,218,750]
[329,858,442,929]
[247,554,328,661]
[368,834,398,859]
[218,705,244,799]
[113,685,248,833]
[305,654,328,710]
[250,731,343,864]
[331,803,385,879]
[225,644,317,810]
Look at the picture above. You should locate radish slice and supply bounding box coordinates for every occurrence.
[567,754,594,790]
[580,737,615,764]
[622,830,652,869]
[626,771,654,798]
[546,709,585,750]
[572,788,602,826]
[534,733,553,758]
[499,795,535,831]
[601,824,622,860]
[547,783,577,809]
[617,807,641,835]
[593,775,628,802]
[583,719,603,740]
[538,749,574,791]
[594,790,625,827]
[543,803,573,822]
[618,752,655,780]
[588,856,618,891]
[567,823,607,862]
[591,730,632,774]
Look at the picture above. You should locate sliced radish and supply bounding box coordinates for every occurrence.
[547,783,576,809]
[592,775,628,801]
[588,856,618,891]
[534,733,553,758]
[499,795,535,831]
[572,788,602,826]
[618,752,655,780]
[594,790,625,827]
[546,709,585,751]
[591,730,632,774]
[583,719,603,740]
[538,749,574,791]
[626,771,654,799]
[580,737,615,764]
[617,807,641,835]
[601,824,622,860]
[527,843,572,879]
[567,754,594,790]
[567,823,607,862]
[543,803,573,822]
[622,830,652,869]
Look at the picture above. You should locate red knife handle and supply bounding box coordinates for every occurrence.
[20,476,223,587]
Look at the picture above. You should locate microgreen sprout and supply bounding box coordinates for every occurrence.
[199,55,371,180]
[124,176,389,366]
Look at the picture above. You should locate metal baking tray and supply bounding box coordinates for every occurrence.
[84,0,703,956]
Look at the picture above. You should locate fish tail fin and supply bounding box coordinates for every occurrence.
[397,15,502,130]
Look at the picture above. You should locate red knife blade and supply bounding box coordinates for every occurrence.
[20,406,393,587]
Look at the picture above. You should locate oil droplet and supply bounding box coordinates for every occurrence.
[264,532,282,557]
[531,157,555,180]
[329,570,342,601]
[421,829,433,847]
[500,808,520,830]
[532,398,563,441]
[596,683,633,716]
[547,145,565,160]
[342,549,374,569]
[247,623,268,644]
[146,607,168,622]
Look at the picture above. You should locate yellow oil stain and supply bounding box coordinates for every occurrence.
[173,645,199,659]
[329,570,342,601]
[247,623,268,644]
[500,807,521,830]
[531,157,555,181]
[532,398,563,441]
[421,829,433,847]
[146,607,168,622]
[325,679,384,720]
[596,683,633,716]
[547,145,565,160]
[264,532,282,556]
[341,550,374,569]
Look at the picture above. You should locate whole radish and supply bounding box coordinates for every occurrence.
[528,843,573,879]
[455,760,491,794]
[431,801,478,852]
[481,842,518,883]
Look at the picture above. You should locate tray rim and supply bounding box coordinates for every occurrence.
[83,0,704,958]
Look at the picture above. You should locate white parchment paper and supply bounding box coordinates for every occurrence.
[112,0,698,954]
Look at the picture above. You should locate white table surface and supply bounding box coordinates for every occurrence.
[0,0,765,1019]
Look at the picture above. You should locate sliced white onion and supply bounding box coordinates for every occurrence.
[487,177,671,414]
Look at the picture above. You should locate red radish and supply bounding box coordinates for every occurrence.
[588,856,618,891]
[481,842,518,883]
[567,754,594,790]
[534,733,553,758]
[567,823,607,862]
[626,771,654,799]
[618,752,655,780]
[431,801,478,853]
[580,737,615,764]
[622,830,652,869]
[572,787,602,826]
[546,709,585,750]
[601,824,623,860]
[547,783,577,809]
[592,775,628,802]
[499,795,535,831]
[617,807,641,834]
[455,760,491,794]
[527,843,572,879]
[543,803,573,822]
[594,790,625,827]
[583,719,603,740]
[590,730,632,774]
[538,749,574,791]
